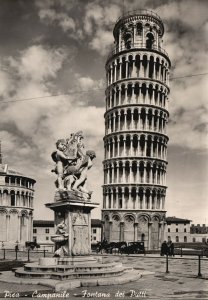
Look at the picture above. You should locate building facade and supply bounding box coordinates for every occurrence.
[190,224,208,243]
[102,10,171,249]
[91,219,102,244]
[165,217,191,243]
[32,219,102,251]
[33,220,55,251]
[0,147,36,248]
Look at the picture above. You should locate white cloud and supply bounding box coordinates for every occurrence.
[83,2,120,55]
[157,0,208,28]
[76,74,104,91]
[89,29,113,55]
[18,45,67,82]
[0,70,13,98]
[39,9,76,32]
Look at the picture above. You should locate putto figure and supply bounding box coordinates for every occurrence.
[51,131,96,199]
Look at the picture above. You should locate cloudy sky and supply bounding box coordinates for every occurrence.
[0,0,207,224]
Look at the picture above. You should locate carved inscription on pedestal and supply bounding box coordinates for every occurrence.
[72,210,90,255]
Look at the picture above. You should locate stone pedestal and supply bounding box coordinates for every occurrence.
[45,191,99,256]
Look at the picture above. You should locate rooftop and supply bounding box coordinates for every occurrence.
[0,163,35,181]
[33,219,102,227]
[33,220,54,227]
[166,216,192,223]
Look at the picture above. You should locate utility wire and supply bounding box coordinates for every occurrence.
[0,72,207,105]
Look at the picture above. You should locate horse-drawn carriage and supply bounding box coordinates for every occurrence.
[25,241,40,250]
[96,241,126,254]
[120,242,145,254]
[96,241,145,254]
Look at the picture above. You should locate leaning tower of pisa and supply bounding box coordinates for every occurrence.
[102,10,171,250]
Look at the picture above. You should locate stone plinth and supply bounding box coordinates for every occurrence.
[45,192,99,256]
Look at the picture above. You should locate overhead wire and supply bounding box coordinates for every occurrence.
[0,72,207,105]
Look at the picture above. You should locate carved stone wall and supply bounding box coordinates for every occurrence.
[71,210,90,255]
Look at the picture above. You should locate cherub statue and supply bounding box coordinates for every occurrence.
[70,150,96,196]
[51,138,77,190]
[56,220,67,236]
[51,132,96,197]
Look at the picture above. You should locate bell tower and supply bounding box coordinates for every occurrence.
[102,10,171,250]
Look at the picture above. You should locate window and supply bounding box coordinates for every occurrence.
[202,238,206,243]
[176,236,179,242]
[33,237,37,242]
[137,23,142,35]
[93,237,96,241]
[45,229,49,234]
[184,228,186,232]
[11,191,15,206]
[93,229,96,234]
[176,228,178,232]
[184,236,187,242]
[193,237,196,242]
[146,32,154,49]
[46,237,49,240]
[141,234,145,241]
[33,229,37,234]
[176,223,178,226]
[168,228,170,232]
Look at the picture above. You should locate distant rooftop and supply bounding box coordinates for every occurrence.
[0,163,23,176]
[166,217,191,224]
[33,219,102,227]
[0,163,36,182]
[33,220,54,227]
[91,219,102,227]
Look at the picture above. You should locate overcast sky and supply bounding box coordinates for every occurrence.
[0,0,207,224]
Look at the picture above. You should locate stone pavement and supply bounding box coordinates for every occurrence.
[0,254,207,299]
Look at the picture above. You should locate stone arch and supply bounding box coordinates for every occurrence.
[146,32,154,49]
[132,134,139,155]
[136,22,143,35]
[137,214,149,247]
[124,214,135,242]
[124,185,129,207]
[151,215,160,249]
[103,214,110,241]
[10,189,15,206]
[0,209,7,241]
[111,214,121,242]
[9,209,19,242]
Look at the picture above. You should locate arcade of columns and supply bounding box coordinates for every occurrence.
[0,168,35,247]
[102,10,171,249]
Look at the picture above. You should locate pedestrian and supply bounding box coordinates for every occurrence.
[167,238,174,256]
[161,241,168,256]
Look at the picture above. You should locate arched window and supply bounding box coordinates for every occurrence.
[146,32,154,49]
[11,191,15,206]
[124,32,132,49]
[137,23,142,35]
[184,236,187,242]
[193,237,196,242]
[176,236,179,242]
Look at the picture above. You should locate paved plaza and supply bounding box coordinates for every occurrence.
[0,253,207,299]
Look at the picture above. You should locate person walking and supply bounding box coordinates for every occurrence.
[167,238,174,256]
[161,241,168,256]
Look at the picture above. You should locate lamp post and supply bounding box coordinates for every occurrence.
[15,240,19,260]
